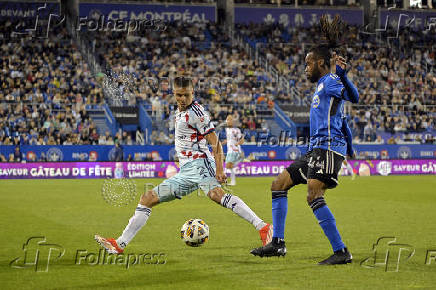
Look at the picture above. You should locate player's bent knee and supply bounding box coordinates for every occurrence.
[271,179,284,191]
[306,183,324,204]
[225,162,233,169]
[139,190,159,208]
[271,171,293,192]
[307,191,323,204]
[207,187,225,204]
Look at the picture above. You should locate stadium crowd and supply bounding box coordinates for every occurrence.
[0,18,435,151]
[93,21,276,138]
[0,20,111,147]
[237,23,436,143]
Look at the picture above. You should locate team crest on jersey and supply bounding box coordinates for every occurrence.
[312,95,320,108]
[317,83,324,92]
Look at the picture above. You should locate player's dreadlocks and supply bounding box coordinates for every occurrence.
[310,15,347,69]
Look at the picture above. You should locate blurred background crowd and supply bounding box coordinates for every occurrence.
[0,14,435,157]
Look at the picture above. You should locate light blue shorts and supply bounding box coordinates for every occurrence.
[225,152,243,165]
[153,158,221,202]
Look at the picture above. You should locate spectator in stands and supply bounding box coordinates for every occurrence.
[90,129,99,145]
[13,146,21,162]
[150,131,159,145]
[126,135,133,145]
[135,127,145,145]
[425,135,435,144]
[106,136,115,145]
[112,142,124,162]
[38,153,47,162]
[156,132,171,145]
[98,135,107,145]
[387,136,396,145]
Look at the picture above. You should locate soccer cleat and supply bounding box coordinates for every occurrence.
[259,223,273,246]
[318,248,352,265]
[94,235,124,254]
[250,239,287,257]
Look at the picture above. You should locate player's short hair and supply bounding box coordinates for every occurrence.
[309,15,347,68]
[173,76,193,89]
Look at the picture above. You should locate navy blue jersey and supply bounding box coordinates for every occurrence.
[309,73,348,156]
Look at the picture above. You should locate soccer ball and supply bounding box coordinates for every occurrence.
[180,218,209,247]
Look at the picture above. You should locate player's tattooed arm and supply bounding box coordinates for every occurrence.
[205,132,227,183]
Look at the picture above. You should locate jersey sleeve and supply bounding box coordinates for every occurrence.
[190,110,215,136]
[325,75,345,99]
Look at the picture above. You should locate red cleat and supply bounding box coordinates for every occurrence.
[259,223,273,246]
[94,235,124,254]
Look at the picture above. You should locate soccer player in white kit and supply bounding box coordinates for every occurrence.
[95,77,272,254]
[340,160,356,180]
[224,115,244,186]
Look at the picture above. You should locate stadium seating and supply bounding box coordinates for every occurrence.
[1,18,435,148]
[0,19,108,146]
[236,23,436,143]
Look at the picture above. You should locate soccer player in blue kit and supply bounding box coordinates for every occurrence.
[251,16,359,265]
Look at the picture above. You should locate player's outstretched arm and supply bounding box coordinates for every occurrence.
[334,54,359,103]
[205,131,227,183]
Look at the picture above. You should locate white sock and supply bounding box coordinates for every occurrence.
[116,204,151,248]
[220,194,266,230]
[346,163,354,175]
[231,168,236,184]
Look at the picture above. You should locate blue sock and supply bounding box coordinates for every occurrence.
[272,192,288,239]
[310,197,345,252]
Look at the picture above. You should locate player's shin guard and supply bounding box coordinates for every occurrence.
[310,197,345,252]
[116,204,151,248]
[272,191,288,239]
[220,193,265,230]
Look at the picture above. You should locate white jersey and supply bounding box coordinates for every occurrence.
[174,101,214,167]
[226,127,243,153]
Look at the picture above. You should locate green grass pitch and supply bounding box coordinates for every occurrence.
[1,176,435,289]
